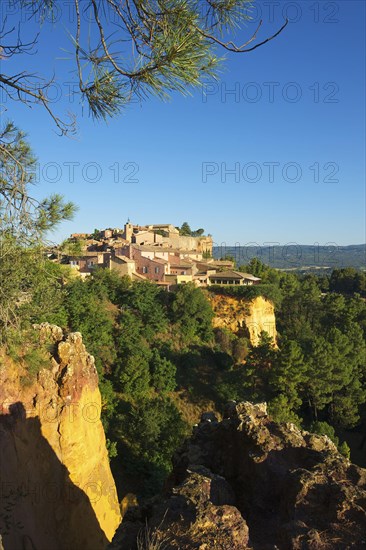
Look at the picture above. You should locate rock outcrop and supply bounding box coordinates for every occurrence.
[209,295,277,346]
[0,324,121,550]
[111,402,366,549]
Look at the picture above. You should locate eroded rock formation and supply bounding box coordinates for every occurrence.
[0,324,121,550]
[111,402,366,549]
[210,295,277,346]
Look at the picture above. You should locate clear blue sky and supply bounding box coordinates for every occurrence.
[2,0,365,247]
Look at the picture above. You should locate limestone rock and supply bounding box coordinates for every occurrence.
[110,469,249,550]
[110,401,366,549]
[0,324,121,550]
[209,295,277,346]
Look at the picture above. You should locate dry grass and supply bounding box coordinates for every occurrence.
[137,516,170,550]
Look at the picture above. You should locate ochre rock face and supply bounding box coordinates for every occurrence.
[209,294,277,345]
[0,324,121,550]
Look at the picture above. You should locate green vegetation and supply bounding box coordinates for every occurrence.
[3,248,366,492]
[59,238,85,257]
[20,348,52,386]
[208,283,283,306]
[59,276,214,493]
[115,396,188,495]
[5,329,56,387]
[0,122,76,341]
[179,222,205,237]
[219,254,237,266]
[310,421,351,458]
[329,267,366,295]
[86,228,103,240]
[207,261,366,438]
[1,134,365,495]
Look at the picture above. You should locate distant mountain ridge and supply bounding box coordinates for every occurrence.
[213,244,366,270]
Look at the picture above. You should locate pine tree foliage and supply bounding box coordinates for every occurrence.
[0,123,76,338]
[0,0,288,132]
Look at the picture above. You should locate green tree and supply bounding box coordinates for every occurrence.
[279,272,299,296]
[0,123,75,238]
[0,123,76,339]
[179,222,192,236]
[310,421,351,458]
[277,275,322,341]
[241,258,269,277]
[304,336,337,419]
[243,332,277,402]
[59,239,85,257]
[214,327,235,355]
[170,284,213,346]
[338,441,351,459]
[271,339,306,411]
[268,394,302,425]
[330,268,366,296]
[114,310,151,396]
[124,281,168,340]
[114,396,188,494]
[232,337,250,364]
[191,228,205,237]
[122,397,186,466]
[310,421,339,446]
[64,279,116,374]
[18,260,69,328]
[88,268,131,303]
[149,349,176,393]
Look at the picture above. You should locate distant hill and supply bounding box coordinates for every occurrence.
[213,244,366,270]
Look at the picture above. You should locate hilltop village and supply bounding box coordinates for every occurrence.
[50,221,261,288]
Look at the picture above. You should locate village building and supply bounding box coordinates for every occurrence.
[67,251,105,278]
[208,271,261,286]
[107,252,136,278]
[55,221,259,287]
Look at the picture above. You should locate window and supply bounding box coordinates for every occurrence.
[143,266,148,273]
[155,267,159,274]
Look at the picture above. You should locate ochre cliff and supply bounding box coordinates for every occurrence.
[209,294,277,346]
[110,402,366,549]
[0,324,121,550]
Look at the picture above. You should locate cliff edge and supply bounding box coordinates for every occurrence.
[0,324,121,550]
[209,295,277,346]
[111,402,366,549]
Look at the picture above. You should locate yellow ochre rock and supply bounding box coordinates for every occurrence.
[0,324,121,550]
[209,294,277,346]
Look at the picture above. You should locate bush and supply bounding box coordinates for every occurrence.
[310,421,339,446]
[21,348,51,386]
[149,349,176,393]
[268,395,302,425]
[114,396,189,495]
[171,284,214,346]
[338,441,351,459]
[106,438,118,459]
[208,284,282,306]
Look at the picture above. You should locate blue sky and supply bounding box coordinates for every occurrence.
[2,0,365,247]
